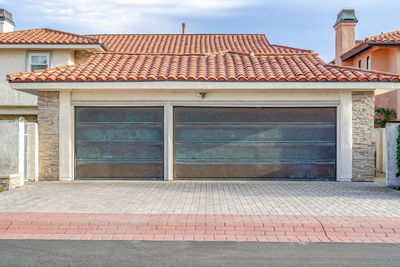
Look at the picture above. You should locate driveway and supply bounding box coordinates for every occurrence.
[0,180,399,216]
[1,181,400,243]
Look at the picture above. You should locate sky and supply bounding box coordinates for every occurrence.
[1,0,399,62]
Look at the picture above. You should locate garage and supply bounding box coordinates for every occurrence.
[75,107,164,179]
[173,107,336,180]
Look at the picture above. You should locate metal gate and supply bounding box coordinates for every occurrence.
[75,107,164,179]
[173,107,336,180]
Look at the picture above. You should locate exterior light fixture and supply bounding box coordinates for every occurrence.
[198,92,208,99]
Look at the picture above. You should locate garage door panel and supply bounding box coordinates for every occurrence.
[174,125,335,142]
[76,107,163,122]
[175,162,336,179]
[174,107,336,180]
[175,143,335,160]
[76,162,163,179]
[76,124,163,141]
[76,141,163,159]
[174,107,336,123]
[75,107,164,179]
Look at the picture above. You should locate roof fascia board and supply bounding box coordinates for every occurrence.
[0,44,104,50]
[9,81,400,93]
[341,42,400,61]
[341,42,370,61]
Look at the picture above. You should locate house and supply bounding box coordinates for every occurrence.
[4,10,400,183]
[333,9,400,119]
[0,9,105,121]
[0,9,107,186]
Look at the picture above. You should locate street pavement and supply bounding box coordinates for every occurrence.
[0,240,399,266]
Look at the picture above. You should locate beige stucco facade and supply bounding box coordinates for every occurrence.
[343,47,400,120]
[343,47,400,73]
[0,48,91,116]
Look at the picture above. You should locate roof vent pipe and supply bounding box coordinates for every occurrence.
[182,23,186,34]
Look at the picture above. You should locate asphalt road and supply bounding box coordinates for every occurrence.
[0,240,399,267]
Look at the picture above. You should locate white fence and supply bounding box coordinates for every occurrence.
[0,118,38,186]
[386,123,400,187]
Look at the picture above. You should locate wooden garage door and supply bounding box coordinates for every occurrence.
[173,107,336,180]
[75,107,164,179]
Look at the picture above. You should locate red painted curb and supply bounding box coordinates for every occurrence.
[0,213,399,243]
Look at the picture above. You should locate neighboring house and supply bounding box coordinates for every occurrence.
[333,9,400,119]
[4,10,400,183]
[0,9,105,121]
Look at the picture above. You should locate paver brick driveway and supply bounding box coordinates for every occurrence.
[1,181,399,216]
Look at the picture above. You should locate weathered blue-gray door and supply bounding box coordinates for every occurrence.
[75,107,164,179]
[174,107,336,180]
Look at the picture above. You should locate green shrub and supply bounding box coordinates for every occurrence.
[375,108,396,128]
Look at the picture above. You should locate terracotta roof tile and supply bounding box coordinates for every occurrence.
[366,30,400,42]
[86,34,312,54]
[8,52,400,82]
[0,28,100,45]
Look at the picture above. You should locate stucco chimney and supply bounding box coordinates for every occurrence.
[334,9,358,65]
[0,9,14,33]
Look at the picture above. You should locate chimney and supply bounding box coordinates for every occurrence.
[0,9,14,33]
[182,23,186,34]
[334,9,358,65]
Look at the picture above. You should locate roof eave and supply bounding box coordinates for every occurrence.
[341,42,371,61]
[341,41,400,61]
[9,80,400,96]
[0,43,105,51]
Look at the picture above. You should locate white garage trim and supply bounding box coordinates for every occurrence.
[10,80,400,92]
[60,93,352,181]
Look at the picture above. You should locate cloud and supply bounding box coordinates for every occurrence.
[6,0,255,33]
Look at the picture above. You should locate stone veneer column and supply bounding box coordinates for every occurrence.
[38,91,59,180]
[352,91,375,181]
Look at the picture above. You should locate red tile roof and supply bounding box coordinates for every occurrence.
[0,28,101,45]
[341,30,400,60]
[8,51,400,82]
[366,30,400,42]
[86,34,312,54]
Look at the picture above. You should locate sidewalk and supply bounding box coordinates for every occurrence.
[1,212,400,243]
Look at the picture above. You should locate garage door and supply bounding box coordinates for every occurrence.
[174,107,336,180]
[75,107,164,179]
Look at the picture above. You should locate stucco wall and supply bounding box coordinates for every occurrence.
[0,49,36,107]
[344,47,400,73]
[352,91,375,181]
[375,90,400,120]
[386,123,400,187]
[0,120,19,176]
[38,91,59,180]
[0,119,38,183]
[0,49,75,113]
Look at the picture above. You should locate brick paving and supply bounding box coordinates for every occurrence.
[0,181,399,216]
[0,212,400,243]
[0,181,399,243]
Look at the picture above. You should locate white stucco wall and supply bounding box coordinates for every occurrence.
[0,49,75,113]
[386,123,400,187]
[57,89,353,182]
[0,21,14,33]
